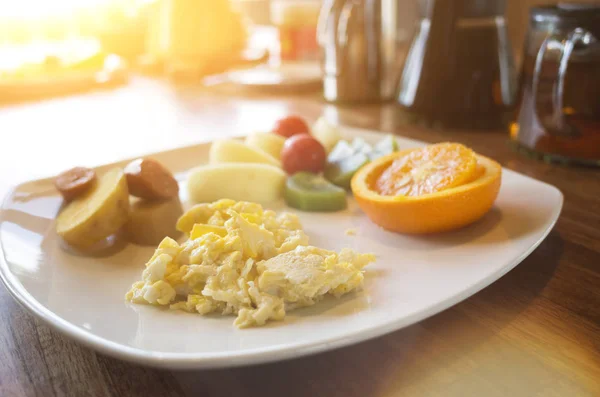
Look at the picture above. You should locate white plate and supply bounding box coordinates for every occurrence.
[0,128,563,369]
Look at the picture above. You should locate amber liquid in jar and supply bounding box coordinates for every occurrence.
[511,54,600,163]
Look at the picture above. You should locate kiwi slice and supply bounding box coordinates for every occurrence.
[284,172,347,212]
[324,152,370,189]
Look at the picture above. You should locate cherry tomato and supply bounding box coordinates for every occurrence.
[281,134,327,175]
[273,115,310,138]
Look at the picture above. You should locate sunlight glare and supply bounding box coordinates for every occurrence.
[3,0,107,18]
[0,0,149,19]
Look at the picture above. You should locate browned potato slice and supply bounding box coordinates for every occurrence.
[125,196,183,246]
[56,168,129,248]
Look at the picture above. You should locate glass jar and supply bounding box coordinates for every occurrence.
[271,0,321,62]
[510,4,600,165]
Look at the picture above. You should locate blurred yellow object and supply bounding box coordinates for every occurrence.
[0,0,150,79]
[0,37,127,103]
[146,0,248,66]
[0,38,114,81]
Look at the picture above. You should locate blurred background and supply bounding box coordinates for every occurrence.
[1,0,598,83]
[0,0,599,154]
[0,0,597,68]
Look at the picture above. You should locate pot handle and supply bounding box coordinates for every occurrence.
[532,28,597,136]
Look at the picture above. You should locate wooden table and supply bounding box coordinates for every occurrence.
[1,79,599,397]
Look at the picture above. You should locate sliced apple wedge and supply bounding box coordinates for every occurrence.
[188,163,286,204]
[209,139,280,167]
[312,117,341,153]
[245,133,286,160]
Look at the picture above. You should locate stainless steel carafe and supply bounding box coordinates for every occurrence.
[317,0,417,103]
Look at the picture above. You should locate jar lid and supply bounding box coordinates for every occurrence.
[531,3,600,21]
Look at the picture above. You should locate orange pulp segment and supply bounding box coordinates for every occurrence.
[374,143,477,196]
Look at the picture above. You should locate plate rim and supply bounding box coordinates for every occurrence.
[0,130,564,369]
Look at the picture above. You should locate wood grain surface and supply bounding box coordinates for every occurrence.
[0,79,599,397]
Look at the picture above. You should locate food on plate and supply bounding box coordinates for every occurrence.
[345,228,357,236]
[369,135,400,160]
[56,167,130,248]
[324,135,399,189]
[209,139,280,167]
[124,158,179,200]
[175,199,273,234]
[245,132,286,159]
[187,163,286,204]
[284,172,347,212]
[281,134,326,175]
[324,152,370,189]
[272,115,310,138]
[126,199,375,328]
[352,143,502,234]
[190,223,227,238]
[351,137,374,154]
[311,117,341,152]
[125,196,183,246]
[55,158,184,248]
[54,167,97,201]
[327,140,354,162]
[375,143,478,196]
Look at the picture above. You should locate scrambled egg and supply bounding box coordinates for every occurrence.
[126,199,375,328]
